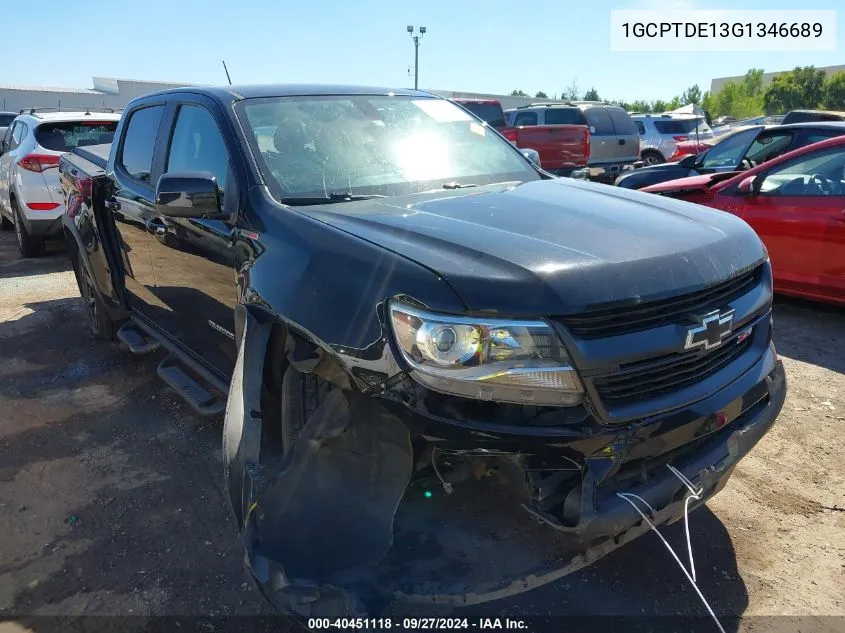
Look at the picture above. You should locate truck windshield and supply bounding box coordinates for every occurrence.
[238,95,539,202]
[34,121,117,152]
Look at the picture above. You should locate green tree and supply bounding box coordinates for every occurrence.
[535,91,548,98]
[666,95,683,110]
[706,69,766,119]
[681,84,702,105]
[701,91,713,113]
[510,90,528,97]
[763,66,826,114]
[628,99,652,113]
[651,99,667,112]
[563,79,580,101]
[583,87,600,101]
[822,72,845,110]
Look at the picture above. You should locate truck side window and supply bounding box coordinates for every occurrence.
[582,107,614,135]
[513,112,537,126]
[166,105,231,203]
[120,105,165,184]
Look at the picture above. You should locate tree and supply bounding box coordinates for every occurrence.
[821,72,845,110]
[763,66,826,114]
[583,87,600,101]
[706,69,766,119]
[535,91,548,99]
[651,99,667,112]
[629,99,652,113]
[666,95,683,110]
[510,90,528,97]
[681,84,702,105]
[563,79,580,101]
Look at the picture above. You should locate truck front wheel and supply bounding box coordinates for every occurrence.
[280,367,332,455]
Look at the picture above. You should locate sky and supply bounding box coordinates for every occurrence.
[2,0,842,102]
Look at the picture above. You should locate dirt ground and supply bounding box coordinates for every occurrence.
[0,231,842,632]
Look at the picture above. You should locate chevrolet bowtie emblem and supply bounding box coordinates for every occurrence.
[684,309,735,351]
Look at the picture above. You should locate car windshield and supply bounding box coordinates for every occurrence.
[698,127,762,169]
[34,121,118,151]
[238,95,538,202]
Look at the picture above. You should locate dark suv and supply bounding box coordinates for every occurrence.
[59,84,786,621]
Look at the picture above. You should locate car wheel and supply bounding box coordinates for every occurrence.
[280,366,332,455]
[11,199,45,258]
[75,258,116,340]
[641,151,664,166]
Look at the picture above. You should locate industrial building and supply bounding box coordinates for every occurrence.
[0,76,554,114]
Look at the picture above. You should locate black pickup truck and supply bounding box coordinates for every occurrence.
[59,84,786,621]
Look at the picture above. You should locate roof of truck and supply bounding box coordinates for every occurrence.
[132,84,435,104]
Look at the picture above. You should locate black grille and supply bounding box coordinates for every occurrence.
[559,266,763,339]
[592,335,753,404]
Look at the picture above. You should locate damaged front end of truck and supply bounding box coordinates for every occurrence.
[223,280,786,621]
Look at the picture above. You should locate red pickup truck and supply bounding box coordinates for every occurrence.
[452,98,590,177]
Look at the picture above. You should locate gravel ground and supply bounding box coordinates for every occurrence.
[0,231,842,633]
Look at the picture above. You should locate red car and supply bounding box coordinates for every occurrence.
[669,138,714,161]
[642,135,845,306]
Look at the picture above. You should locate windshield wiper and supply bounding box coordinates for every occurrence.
[442,181,479,189]
[280,192,387,206]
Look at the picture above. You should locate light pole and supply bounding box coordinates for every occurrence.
[406,25,427,90]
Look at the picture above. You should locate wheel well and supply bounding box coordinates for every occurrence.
[641,149,664,159]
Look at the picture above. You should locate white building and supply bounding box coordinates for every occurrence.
[0,77,192,113]
[0,75,557,114]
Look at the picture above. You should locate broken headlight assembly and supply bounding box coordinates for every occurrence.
[388,301,584,406]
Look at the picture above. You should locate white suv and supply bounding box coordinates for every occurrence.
[0,109,121,257]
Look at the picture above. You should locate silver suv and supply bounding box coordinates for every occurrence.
[505,101,641,181]
[631,114,714,165]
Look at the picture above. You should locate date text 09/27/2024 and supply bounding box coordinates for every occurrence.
[307,618,529,630]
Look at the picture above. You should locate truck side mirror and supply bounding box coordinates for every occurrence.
[737,175,757,196]
[155,171,223,219]
[520,148,540,166]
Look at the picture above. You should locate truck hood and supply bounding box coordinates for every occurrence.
[300,178,766,315]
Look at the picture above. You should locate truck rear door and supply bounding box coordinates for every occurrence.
[109,103,167,320]
[581,106,616,165]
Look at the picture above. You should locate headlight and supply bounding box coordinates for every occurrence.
[388,302,583,406]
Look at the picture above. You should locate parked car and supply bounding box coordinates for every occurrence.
[60,83,785,622]
[615,122,845,190]
[642,135,845,306]
[631,114,714,165]
[713,115,737,126]
[0,108,121,256]
[456,99,590,176]
[0,111,17,141]
[669,138,714,161]
[505,101,639,180]
[782,109,845,125]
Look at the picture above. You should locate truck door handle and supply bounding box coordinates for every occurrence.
[618,139,626,145]
[105,197,121,211]
[144,218,167,236]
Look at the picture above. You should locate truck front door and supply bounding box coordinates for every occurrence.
[110,104,167,320]
[146,99,240,377]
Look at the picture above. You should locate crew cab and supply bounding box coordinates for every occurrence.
[642,135,845,306]
[453,99,591,177]
[60,84,785,623]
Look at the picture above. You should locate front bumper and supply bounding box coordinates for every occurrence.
[225,307,786,619]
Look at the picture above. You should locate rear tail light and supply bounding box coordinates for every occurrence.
[502,129,518,143]
[18,154,60,173]
[26,202,60,211]
[584,128,591,160]
[672,135,689,142]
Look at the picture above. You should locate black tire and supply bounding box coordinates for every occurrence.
[641,150,664,166]
[75,258,116,340]
[0,213,12,231]
[11,199,45,258]
[280,366,332,455]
